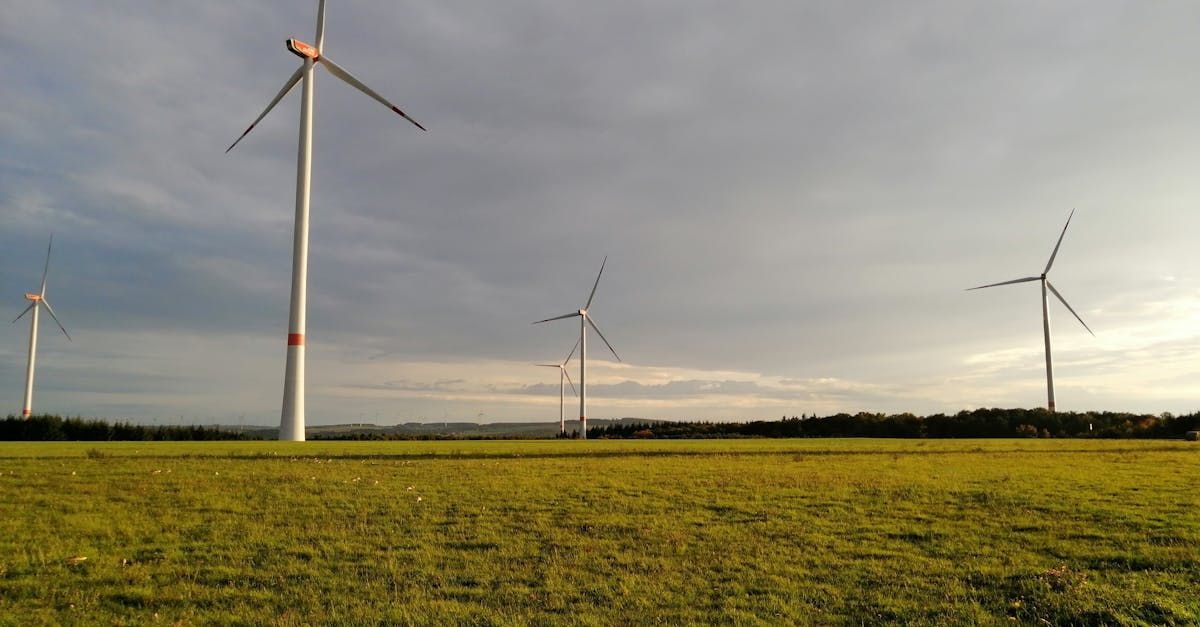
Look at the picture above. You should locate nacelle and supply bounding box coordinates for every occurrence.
[287,38,319,60]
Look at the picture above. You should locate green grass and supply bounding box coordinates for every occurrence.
[0,439,1196,624]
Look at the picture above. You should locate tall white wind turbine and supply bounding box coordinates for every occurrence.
[968,210,1094,412]
[536,339,579,436]
[226,0,425,441]
[534,257,621,440]
[12,236,71,417]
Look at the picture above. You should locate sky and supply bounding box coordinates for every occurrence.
[1,1,1197,426]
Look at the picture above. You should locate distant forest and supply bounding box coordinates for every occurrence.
[0,415,257,441]
[2,408,1198,441]
[586,408,1200,440]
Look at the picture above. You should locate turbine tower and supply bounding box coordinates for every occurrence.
[12,236,71,417]
[534,257,621,440]
[968,210,1094,412]
[536,339,579,436]
[226,0,425,441]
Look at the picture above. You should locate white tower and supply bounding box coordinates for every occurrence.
[534,258,621,439]
[226,0,426,440]
[13,236,71,417]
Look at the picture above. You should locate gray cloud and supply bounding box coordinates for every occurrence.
[2,1,1197,423]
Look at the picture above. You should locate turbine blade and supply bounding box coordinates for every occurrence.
[1046,281,1094,337]
[563,367,577,397]
[585,256,607,309]
[40,234,53,296]
[226,65,305,153]
[585,313,621,362]
[535,364,560,368]
[315,0,327,51]
[12,303,34,324]
[1044,209,1075,274]
[318,56,426,131]
[40,299,71,341]
[965,276,1041,291]
[533,312,579,324]
[563,336,580,365]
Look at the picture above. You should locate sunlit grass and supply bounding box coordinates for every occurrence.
[0,439,1196,624]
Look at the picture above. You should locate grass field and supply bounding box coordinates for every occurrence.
[1,439,1197,625]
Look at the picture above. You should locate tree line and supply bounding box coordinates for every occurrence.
[587,408,1200,440]
[0,414,258,441]
[3,409,1197,441]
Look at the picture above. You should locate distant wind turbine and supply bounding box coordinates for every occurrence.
[536,338,579,436]
[534,257,621,440]
[968,210,1094,412]
[12,236,71,417]
[226,0,425,441]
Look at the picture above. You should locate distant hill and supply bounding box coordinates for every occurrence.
[238,417,668,439]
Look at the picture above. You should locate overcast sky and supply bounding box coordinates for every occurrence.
[2,1,1197,425]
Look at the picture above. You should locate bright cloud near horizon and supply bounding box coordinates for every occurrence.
[2,1,1197,425]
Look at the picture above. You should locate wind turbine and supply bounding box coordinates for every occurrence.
[12,236,71,417]
[226,0,425,441]
[533,257,621,440]
[968,210,1094,412]
[536,339,579,436]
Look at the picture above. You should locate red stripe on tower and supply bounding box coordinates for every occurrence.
[288,333,305,346]
[22,409,31,416]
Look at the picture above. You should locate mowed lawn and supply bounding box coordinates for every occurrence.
[0,439,1197,624]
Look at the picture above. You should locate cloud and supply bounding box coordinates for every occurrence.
[2,1,1198,423]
